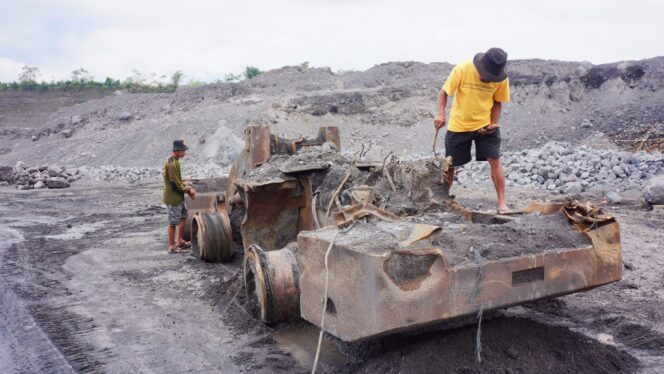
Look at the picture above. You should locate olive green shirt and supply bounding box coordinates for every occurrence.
[163,156,189,205]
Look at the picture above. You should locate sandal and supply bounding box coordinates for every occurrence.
[168,246,185,254]
[496,207,521,215]
[177,241,192,249]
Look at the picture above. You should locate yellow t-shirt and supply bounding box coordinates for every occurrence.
[443,60,510,132]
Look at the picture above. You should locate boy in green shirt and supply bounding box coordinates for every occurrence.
[164,140,197,253]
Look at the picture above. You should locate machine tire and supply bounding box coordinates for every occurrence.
[191,211,233,262]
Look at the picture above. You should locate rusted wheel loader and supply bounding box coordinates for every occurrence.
[186,125,623,342]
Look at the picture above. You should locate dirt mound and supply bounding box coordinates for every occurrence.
[1,56,664,178]
[351,316,638,373]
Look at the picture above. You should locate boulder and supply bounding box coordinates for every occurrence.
[643,176,664,206]
[61,129,73,138]
[563,182,583,195]
[240,95,263,105]
[0,166,14,183]
[46,177,70,189]
[70,115,83,125]
[118,112,133,121]
[565,174,578,183]
[612,165,625,178]
[606,191,622,204]
[34,181,45,189]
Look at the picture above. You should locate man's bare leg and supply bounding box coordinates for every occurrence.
[487,158,507,210]
[440,166,455,198]
[168,225,176,251]
[445,166,455,189]
[176,218,186,246]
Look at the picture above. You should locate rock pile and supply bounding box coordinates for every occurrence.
[0,162,82,190]
[0,162,231,187]
[79,165,162,183]
[456,141,664,194]
[78,163,229,183]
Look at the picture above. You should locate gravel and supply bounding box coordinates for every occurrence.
[77,162,229,183]
[455,141,663,195]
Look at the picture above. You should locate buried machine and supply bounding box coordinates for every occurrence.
[183,125,622,342]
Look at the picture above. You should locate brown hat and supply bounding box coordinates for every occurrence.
[473,48,508,83]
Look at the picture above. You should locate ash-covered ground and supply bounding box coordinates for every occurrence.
[1,57,664,373]
[1,181,663,373]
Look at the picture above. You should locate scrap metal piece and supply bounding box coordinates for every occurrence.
[183,192,224,242]
[399,224,442,247]
[319,126,341,151]
[225,125,342,251]
[562,201,616,230]
[348,185,376,205]
[325,169,352,218]
[278,162,330,175]
[523,201,566,215]
[237,176,315,251]
[245,125,271,168]
[330,203,401,227]
[270,126,341,155]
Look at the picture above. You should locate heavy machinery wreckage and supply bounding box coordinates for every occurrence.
[183,125,622,342]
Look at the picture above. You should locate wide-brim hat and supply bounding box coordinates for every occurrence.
[473,47,508,83]
[173,139,189,152]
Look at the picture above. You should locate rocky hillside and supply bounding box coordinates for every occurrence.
[1,57,663,173]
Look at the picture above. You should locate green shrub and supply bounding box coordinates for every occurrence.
[224,73,242,83]
[171,70,184,87]
[244,66,262,80]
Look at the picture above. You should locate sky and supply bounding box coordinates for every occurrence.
[1,0,663,82]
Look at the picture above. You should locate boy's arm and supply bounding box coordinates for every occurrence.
[489,101,502,128]
[434,91,448,129]
[434,66,460,129]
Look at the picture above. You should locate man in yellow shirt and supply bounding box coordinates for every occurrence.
[434,47,511,213]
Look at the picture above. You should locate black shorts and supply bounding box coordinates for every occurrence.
[445,129,501,167]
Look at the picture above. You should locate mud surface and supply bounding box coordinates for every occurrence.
[353,316,638,373]
[433,211,593,265]
[1,182,663,373]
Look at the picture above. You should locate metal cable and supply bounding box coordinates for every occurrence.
[473,247,485,363]
[311,222,357,374]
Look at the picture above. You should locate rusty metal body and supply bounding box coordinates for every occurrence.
[296,212,621,341]
[196,125,623,341]
[226,125,338,251]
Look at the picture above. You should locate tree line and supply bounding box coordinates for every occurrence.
[0,65,264,92]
